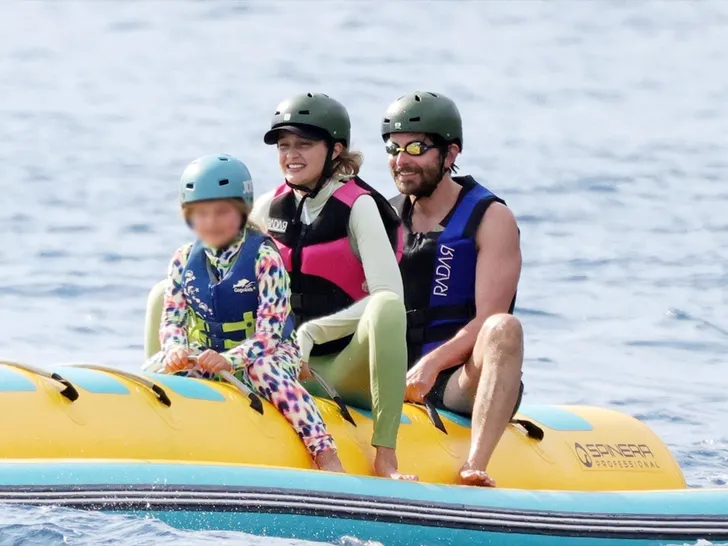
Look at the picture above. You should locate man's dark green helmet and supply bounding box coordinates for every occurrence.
[381,91,463,151]
[264,92,351,147]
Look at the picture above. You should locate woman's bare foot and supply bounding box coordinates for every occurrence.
[314,449,346,473]
[374,447,418,481]
[459,461,496,487]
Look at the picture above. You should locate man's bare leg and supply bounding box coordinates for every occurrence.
[442,313,524,486]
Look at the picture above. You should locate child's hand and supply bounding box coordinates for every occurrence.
[196,350,233,374]
[163,348,190,373]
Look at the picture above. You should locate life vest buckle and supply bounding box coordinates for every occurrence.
[406,308,428,327]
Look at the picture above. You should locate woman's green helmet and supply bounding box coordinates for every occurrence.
[180,154,254,206]
[264,92,351,147]
[381,91,463,151]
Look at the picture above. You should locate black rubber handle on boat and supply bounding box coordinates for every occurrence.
[75,364,172,407]
[309,369,356,427]
[248,392,264,415]
[151,384,172,407]
[333,396,357,427]
[50,373,80,402]
[511,418,544,441]
[424,396,447,435]
[217,369,264,416]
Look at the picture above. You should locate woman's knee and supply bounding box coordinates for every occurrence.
[364,291,407,346]
[366,291,406,326]
[368,291,405,313]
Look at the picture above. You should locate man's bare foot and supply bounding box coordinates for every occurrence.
[459,462,496,487]
[314,449,346,473]
[374,446,418,481]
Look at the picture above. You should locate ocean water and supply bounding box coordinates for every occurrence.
[1,0,727,544]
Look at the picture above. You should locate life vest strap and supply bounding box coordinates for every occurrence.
[407,322,462,345]
[220,314,256,334]
[406,302,476,328]
[406,302,476,345]
[188,332,240,351]
[188,312,256,351]
[289,292,346,318]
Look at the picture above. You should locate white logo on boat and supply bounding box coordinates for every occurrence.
[267,218,288,233]
[233,279,256,293]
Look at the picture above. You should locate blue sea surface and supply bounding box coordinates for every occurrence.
[1,0,726,544]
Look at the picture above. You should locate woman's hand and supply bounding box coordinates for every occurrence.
[298,360,313,381]
[196,349,233,374]
[163,348,190,373]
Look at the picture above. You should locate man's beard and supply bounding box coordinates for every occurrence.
[392,163,443,199]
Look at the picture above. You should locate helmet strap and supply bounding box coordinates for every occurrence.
[287,139,336,225]
[408,134,449,202]
[430,134,452,178]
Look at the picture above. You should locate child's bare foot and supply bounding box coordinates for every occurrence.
[374,447,418,481]
[459,461,496,487]
[314,448,346,473]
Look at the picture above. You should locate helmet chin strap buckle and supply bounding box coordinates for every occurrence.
[285,180,313,193]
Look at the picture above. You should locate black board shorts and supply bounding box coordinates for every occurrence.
[428,364,524,420]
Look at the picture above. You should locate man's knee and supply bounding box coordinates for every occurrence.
[476,313,524,363]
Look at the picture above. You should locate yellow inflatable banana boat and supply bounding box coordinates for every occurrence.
[4,359,728,545]
[0,359,684,491]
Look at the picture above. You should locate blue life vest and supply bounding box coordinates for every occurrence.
[391,176,516,366]
[181,229,295,352]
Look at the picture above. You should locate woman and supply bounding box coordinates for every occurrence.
[146,153,344,473]
[250,92,417,481]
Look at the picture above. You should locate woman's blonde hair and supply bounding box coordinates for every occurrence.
[331,147,363,179]
[182,199,262,232]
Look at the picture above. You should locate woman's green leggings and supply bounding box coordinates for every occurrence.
[304,291,407,450]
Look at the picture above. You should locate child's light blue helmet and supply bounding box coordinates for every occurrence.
[180,154,254,206]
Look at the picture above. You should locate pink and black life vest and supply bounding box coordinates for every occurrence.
[266,177,403,356]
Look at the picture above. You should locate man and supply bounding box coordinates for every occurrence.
[381,91,524,487]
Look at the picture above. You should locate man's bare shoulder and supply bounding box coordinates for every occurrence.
[475,202,520,249]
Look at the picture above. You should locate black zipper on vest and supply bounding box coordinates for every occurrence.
[290,227,305,294]
[289,194,309,322]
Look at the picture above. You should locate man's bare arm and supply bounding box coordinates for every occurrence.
[421,202,522,372]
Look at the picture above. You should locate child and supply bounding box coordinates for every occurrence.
[146,153,344,473]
